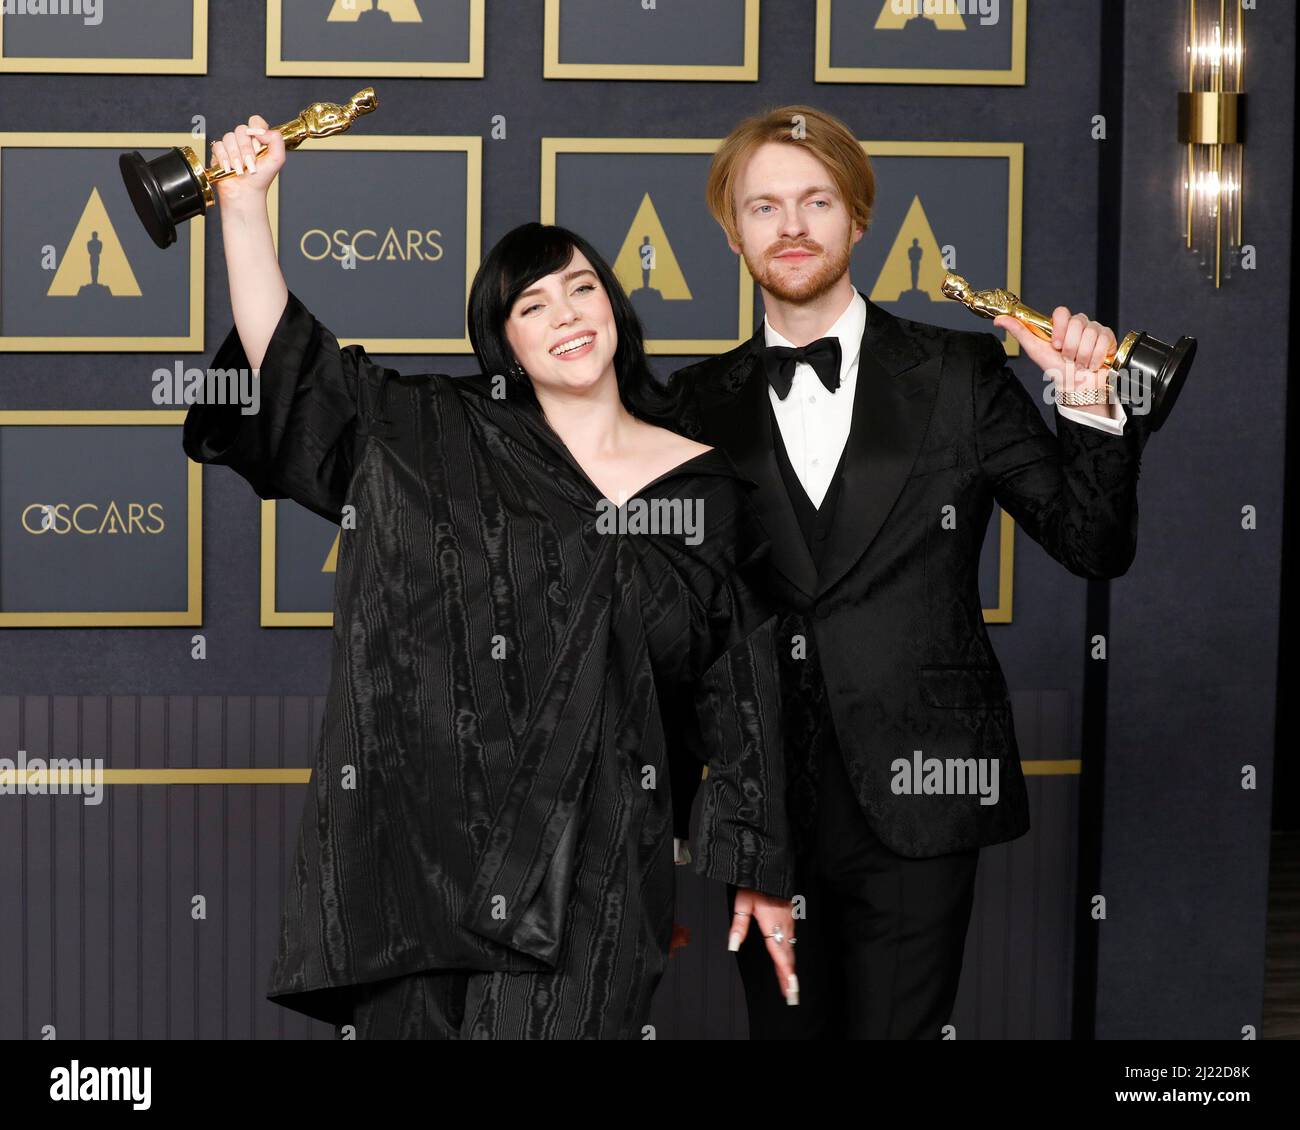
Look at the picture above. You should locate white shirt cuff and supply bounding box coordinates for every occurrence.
[1058,398,1127,435]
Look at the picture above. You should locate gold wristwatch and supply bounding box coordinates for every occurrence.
[1057,380,1114,407]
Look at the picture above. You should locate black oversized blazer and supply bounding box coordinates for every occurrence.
[668,290,1153,858]
[182,291,795,1024]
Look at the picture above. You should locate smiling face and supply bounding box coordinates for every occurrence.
[503,248,619,400]
[729,141,863,304]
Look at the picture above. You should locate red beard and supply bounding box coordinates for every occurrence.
[744,235,853,303]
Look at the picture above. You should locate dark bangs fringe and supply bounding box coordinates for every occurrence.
[468,223,682,428]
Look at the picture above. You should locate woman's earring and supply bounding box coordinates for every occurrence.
[509,360,526,381]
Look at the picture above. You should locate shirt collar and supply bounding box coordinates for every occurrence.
[763,289,866,381]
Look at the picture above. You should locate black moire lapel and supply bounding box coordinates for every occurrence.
[693,340,819,597]
[814,294,945,597]
[454,373,600,511]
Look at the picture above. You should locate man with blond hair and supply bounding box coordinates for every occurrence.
[669,105,1148,1039]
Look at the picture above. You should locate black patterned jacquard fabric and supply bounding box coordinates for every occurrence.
[182,293,795,1027]
[668,292,1152,862]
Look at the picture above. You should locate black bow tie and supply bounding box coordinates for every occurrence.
[763,336,843,400]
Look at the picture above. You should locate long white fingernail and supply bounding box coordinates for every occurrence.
[786,973,799,1006]
[245,156,256,175]
[727,933,740,952]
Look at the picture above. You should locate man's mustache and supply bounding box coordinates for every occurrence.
[767,242,823,258]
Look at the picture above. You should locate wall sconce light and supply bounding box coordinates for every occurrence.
[1178,0,1246,288]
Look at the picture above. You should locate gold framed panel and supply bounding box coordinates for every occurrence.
[856,143,1021,623]
[0,0,207,74]
[543,0,760,81]
[541,137,754,355]
[0,410,202,626]
[266,0,485,77]
[266,134,482,353]
[984,508,1015,624]
[0,131,205,352]
[260,500,334,628]
[861,139,1023,356]
[815,0,1026,85]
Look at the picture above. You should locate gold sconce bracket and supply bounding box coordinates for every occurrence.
[1178,91,1245,146]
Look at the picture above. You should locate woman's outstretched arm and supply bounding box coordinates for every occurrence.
[184,115,386,525]
[210,115,288,369]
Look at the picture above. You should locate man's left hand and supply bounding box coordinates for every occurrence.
[994,307,1118,420]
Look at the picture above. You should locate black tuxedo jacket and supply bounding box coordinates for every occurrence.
[667,291,1152,858]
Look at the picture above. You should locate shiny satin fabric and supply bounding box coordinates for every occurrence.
[182,292,795,1026]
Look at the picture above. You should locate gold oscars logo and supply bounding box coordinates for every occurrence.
[298,228,444,263]
[21,501,166,535]
[47,188,141,299]
[327,0,423,22]
[870,196,949,305]
[611,193,693,332]
[874,0,967,30]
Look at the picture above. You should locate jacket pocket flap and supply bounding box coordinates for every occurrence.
[918,665,1006,707]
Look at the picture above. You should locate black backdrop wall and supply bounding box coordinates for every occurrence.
[0,0,1292,1040]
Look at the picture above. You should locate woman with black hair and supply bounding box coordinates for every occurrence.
[183,118,797,1039]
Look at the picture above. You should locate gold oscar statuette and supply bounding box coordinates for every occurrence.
[119,88,380,250]
[941,271,1196,431]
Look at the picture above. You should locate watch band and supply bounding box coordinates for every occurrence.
[1057,381,1114,407]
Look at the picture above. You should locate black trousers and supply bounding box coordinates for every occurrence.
[729,728,980,1039]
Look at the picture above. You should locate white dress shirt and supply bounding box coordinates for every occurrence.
[764,291,1127,506]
